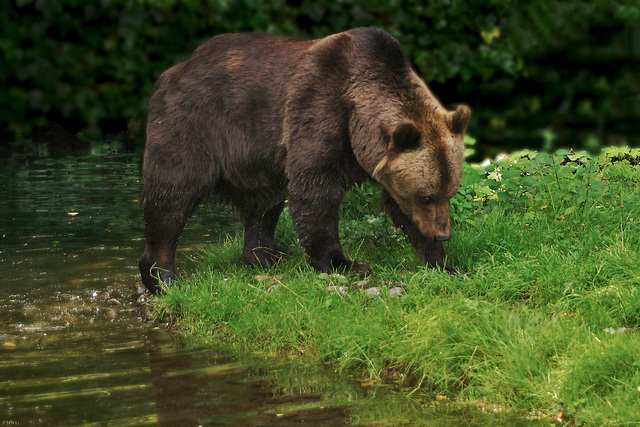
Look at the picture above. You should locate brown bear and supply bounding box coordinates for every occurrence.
[139,27,470,293]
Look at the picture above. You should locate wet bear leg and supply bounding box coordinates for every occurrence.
[382,190,458,273]
[239,202,287,267]
[139,186,202,293]
[288,187,372,277]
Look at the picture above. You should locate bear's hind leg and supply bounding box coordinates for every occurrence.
[238,201,288,267]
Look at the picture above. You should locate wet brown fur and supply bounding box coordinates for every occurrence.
[139,28,470,292]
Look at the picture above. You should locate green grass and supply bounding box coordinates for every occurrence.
[154,147,640,425]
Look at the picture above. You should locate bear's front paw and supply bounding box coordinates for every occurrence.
[350,260,373,277]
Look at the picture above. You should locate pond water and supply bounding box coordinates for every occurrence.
[0,152,549,425]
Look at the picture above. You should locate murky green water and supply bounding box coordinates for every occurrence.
[0,152,549,425]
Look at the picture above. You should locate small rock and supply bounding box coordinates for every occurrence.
[354,280,368,289]
[255,275,277,285]
[366,287,380,296]
[605,327,629,334]
[327,285,346,295]
[389,286,404,297]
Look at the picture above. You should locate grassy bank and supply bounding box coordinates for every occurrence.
[154,146,640,425]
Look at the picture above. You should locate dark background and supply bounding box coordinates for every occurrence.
[2,0,639,157]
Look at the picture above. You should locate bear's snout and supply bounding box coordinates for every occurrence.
[405,198,452,243]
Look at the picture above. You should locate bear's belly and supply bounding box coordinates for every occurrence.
[214,168,288,209]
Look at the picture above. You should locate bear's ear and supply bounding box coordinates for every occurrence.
[447,105,471,135]
[392,122,421,152]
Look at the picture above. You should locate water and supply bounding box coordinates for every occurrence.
[0,152,549,425]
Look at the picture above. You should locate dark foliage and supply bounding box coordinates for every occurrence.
[2,0,639,152]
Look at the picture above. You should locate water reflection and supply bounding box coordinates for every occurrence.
[0,153,352,425]
[148,332,351,426]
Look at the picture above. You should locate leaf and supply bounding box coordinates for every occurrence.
[480,26,500,45]
[464,134,477,146]
[497,191,510,202]
[501,168,522,180]
[464,148,476,159]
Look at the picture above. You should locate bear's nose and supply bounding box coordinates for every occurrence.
[435,234,451,242]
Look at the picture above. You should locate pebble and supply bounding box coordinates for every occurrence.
[606,327,629,334]
[366,287,380,296]
[255,275,277,285]
[106,308,119,320]
[327,285,346,295]
[354,280,368,289]
[389,286,404,297]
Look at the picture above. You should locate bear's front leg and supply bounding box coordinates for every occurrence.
[382,190,460,274]
[288,183,372,277]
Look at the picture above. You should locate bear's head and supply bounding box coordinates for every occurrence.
[373,104,470,241]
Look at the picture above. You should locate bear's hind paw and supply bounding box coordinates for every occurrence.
[350,260,373,278]
[244,246,288,267]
